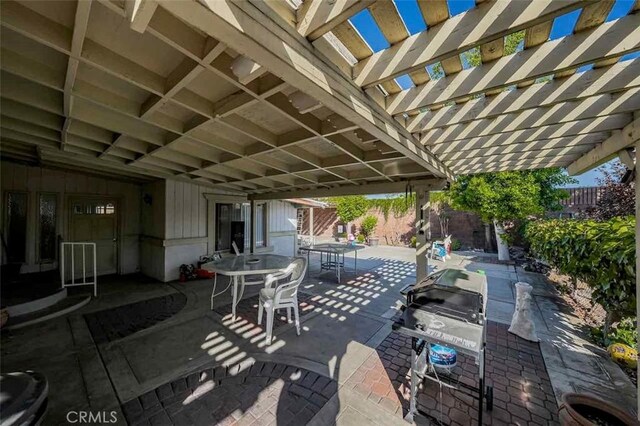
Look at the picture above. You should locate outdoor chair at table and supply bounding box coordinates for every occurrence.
[258,257,308,344]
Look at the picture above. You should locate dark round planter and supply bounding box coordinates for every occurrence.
[368,237,379,246]
[558,393,639,426]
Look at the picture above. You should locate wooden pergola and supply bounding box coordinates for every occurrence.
[0,0,639,417]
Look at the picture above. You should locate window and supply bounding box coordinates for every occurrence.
[213,202,266,252]
[5,192,27,262]
[215,203,252,252]
[39,193,57,262]
[255,202,267,248]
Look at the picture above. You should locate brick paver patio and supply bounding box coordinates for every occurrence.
[345,321,558,425]
[84,293,188,344]
[121,361,338,426]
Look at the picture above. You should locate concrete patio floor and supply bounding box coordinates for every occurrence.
[1,246,636,425]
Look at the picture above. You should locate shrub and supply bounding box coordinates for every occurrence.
[356,234,365,243]
[360,215,378,238]
[451,239,461,251]
[410,236,417,248]
[525,217,636,336]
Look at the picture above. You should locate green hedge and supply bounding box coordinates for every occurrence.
[525,217,636,321]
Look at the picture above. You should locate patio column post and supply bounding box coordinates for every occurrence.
[415,187,430,282]
[309,207,314,242]
[634,140,640,419]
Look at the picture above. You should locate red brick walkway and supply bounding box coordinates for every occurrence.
[345,322,559,425]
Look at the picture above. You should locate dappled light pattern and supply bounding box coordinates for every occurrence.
[121,361,338,425]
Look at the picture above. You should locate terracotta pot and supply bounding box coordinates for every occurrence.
[558,393,639,426]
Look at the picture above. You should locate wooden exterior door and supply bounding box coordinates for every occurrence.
[69,197,118,276]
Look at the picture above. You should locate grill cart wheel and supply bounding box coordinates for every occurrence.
[485,386,493,411]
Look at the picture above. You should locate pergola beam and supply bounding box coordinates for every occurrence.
[568,118,640,175]
[249,178,447,200]
[387,14,640,115]
[126,0,158,33]
[354,0,588,88]
[421,88,640,144]
[406,59,640,132]
[296,0,374,41]
[438,132,609,161]
[160,0,452,179]
[429,114,633,153]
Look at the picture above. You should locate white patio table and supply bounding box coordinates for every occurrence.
[202,254,294,321]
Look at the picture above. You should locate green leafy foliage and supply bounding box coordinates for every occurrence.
[356,234,366,243]
[448,169,573,224]
[360,215,378,238]
[410,236,417,248]
[525,217,636,322]
[591,318,637,349]
[369,194,415,221]
[451,239,462,251]
[332,196,368,223]
[504,30,525,55]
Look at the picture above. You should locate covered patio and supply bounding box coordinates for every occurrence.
[5,247,635,425]
[1,0,639,424]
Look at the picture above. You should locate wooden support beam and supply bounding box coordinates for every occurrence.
[438,133,609,161]
[524,21,552,48]
[354,0,587,88]
[289,91,322,114]
[332,20,372,60]
[421,89,640,144]
[297,0,374,41]
[407,59,640,132]
[231,55,266,85]
[455,157,574,174]
[387,15,640,115]
[430,115,632,154]
[62,0,92,148]
[249,178,447,200]
[480,38,504,63]
[568,118,640,175]
[126,0,158,33]
[369,1,408,45]
[574,0,615,32]
[160,0,451,178]
[448,146,593,170]
[417,0,449,27]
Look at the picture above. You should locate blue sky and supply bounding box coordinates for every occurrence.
[348,0,637,186]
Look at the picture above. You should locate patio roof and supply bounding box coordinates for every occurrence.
[0,0,638,198]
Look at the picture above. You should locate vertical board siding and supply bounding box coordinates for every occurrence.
[164,179,208,240]
[268,200,297,233]
[0,160,142,273]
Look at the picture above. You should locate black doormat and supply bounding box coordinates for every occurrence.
[84,292,187,344]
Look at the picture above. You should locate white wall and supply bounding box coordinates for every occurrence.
[0,161,141,274]
[267,200,297,257]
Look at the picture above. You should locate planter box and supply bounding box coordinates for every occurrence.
[368,237,380,246]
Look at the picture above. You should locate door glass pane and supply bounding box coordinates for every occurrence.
[216,204,231,251]
[5,192,27,262]
[39,194,57,262]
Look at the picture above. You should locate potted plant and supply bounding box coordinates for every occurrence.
[558,393,637,425]
[361,215,379,246]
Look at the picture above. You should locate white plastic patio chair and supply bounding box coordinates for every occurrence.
[430,235,452,262]
[257,257,308,344]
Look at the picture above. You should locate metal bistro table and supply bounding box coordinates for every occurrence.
[298,243,364,283]
[202,254,294,321]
